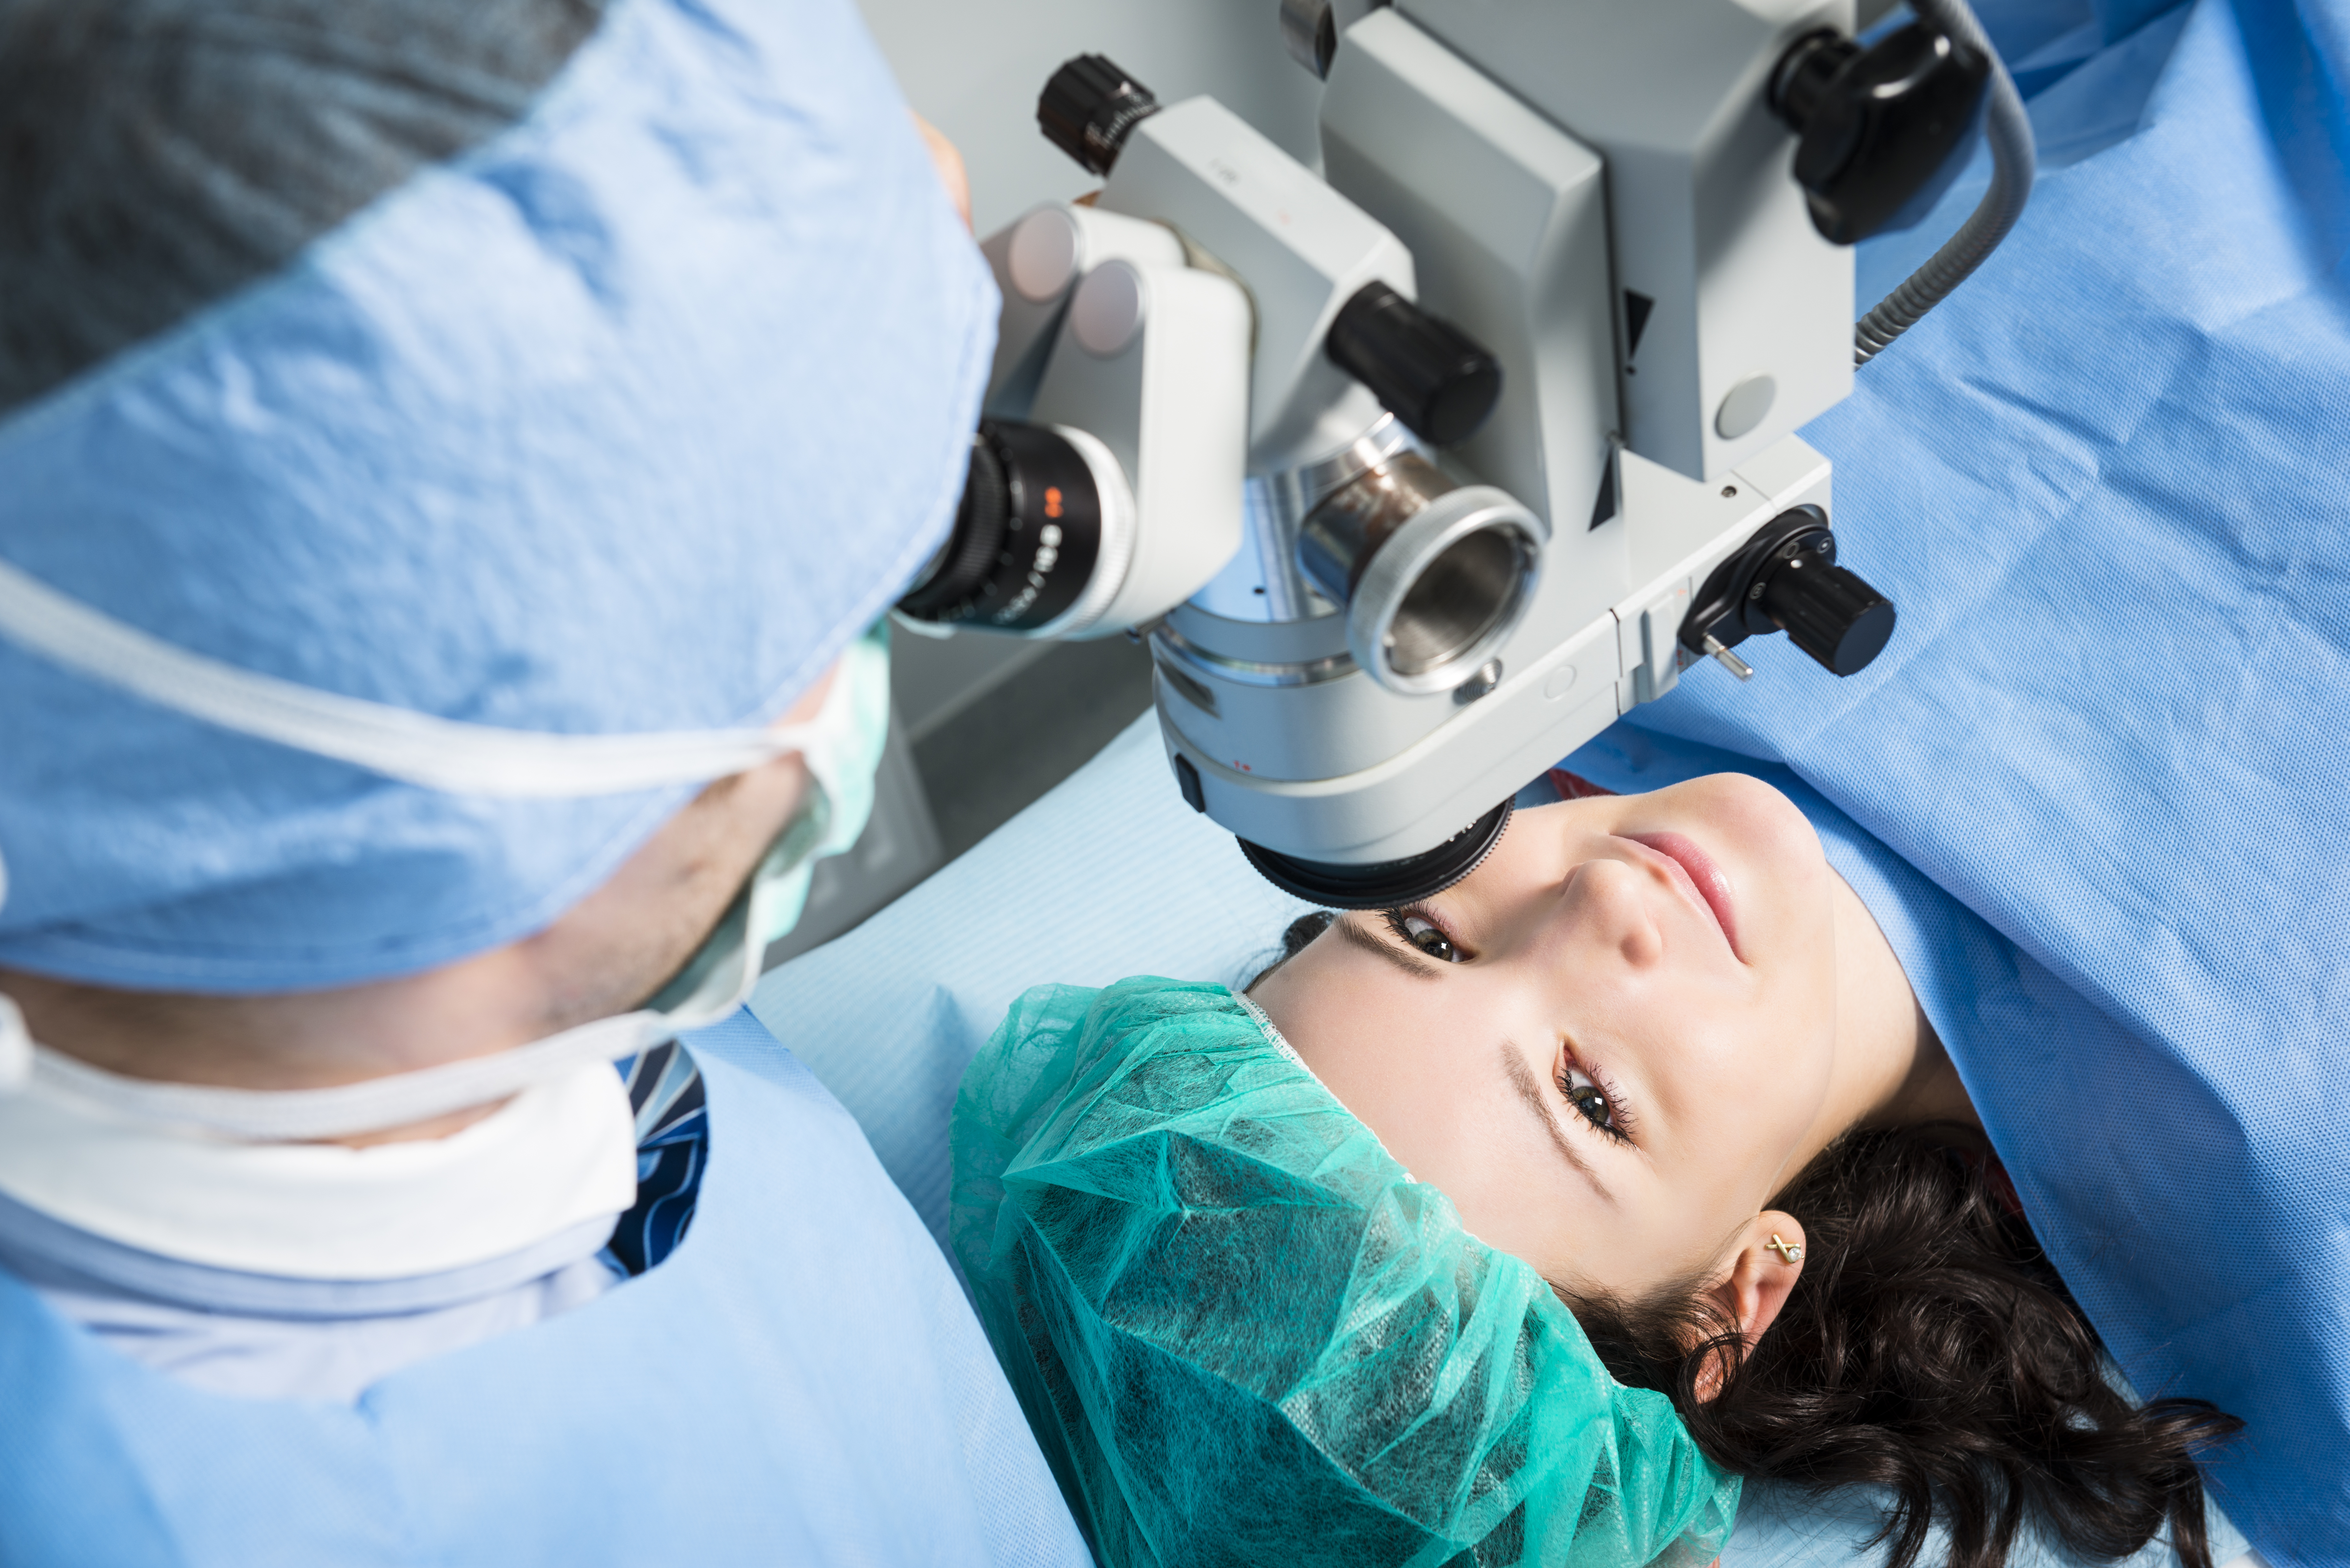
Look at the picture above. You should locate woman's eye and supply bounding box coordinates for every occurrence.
[1397,913,1458,962]
[1559,1063,1613,1132]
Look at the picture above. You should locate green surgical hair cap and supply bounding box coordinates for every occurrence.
[951,976,1741,1568]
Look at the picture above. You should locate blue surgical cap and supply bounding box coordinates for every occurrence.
[952,978,1740,1568]
[0,0,996,990]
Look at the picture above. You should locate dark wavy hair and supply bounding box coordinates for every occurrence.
[1251,910,2241,1568]
[1566,1129,2240,1568]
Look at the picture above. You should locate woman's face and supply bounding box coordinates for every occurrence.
[1251,774,1847,1301]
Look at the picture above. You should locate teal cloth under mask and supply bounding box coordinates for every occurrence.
[646,628,893,1016]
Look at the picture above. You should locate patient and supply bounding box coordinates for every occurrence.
[953,771,2239,1568]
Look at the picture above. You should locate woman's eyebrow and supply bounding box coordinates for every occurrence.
[1503,1043,1613,1200]
[1335,913,1442,980]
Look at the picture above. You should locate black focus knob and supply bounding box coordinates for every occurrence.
[1756,548,1897,677]
[1770,23,1990,245]
[1325,282,1502,447]
[1037,55,1161,176]
[1682,506,1898,679]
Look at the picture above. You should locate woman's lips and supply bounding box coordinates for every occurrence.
[1621,831,1742,960]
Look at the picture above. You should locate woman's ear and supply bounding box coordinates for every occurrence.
[1692,1211,1807,1400]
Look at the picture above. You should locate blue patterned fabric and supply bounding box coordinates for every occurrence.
[607,1044,709,1276]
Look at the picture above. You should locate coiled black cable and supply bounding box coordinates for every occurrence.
[1853,0,2036,365]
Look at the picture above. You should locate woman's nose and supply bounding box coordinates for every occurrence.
[1546,858,1666,968]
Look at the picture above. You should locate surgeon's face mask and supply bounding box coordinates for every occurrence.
[0,631,895,1144]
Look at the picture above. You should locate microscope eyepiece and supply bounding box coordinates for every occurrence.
[1237,799,1515,910]
[897,419,1126,634]
[1038,55,1162,176]
[1325,282,1503,448]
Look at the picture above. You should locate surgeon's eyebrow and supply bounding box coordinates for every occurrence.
[1335,912,1441,980]
[1504,1042,1612,1200]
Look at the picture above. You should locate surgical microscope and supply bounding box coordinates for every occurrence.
[895,0,2016,907]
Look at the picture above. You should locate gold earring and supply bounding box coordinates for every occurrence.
[1766,1233,1803,1263]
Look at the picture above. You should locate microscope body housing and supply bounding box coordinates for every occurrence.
[969,0,1870,875]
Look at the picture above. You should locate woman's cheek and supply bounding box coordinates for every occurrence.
[1687,773,1832,915]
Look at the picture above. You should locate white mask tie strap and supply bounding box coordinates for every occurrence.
[0,1004,669,1142]
[0,555,821,800]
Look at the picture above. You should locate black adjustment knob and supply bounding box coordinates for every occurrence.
[1681,506,1898,679]
[1770,23,1990,245]
[1324,282,1502,447]
[1037,55,1161,176]
[1757,549,1896,676]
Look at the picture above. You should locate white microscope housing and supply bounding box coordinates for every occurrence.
[897,0,1967,906]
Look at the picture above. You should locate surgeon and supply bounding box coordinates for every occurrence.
[0,0,1092,1562]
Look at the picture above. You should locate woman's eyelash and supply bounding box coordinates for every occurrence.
[1372,904,1632,1145]
[1556,1056,1637,1146]
[1381,906,1465,963]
